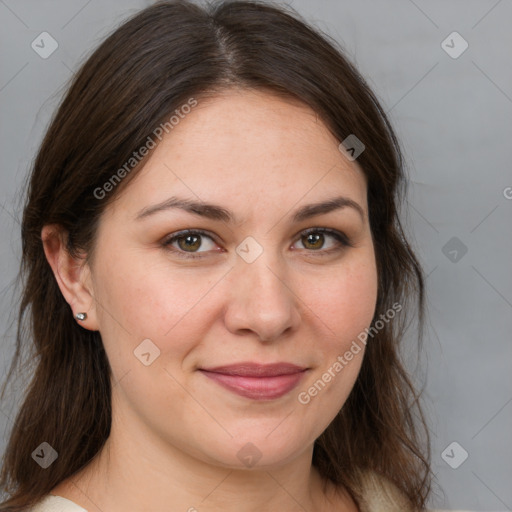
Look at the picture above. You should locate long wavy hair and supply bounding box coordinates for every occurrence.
[0,0,431,509]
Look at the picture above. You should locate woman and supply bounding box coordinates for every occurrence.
[0,1,433,510]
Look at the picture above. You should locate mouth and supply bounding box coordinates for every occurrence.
[198,362,309,400]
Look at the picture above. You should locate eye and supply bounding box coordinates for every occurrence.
[292,228,352,254]
[162,227,352,260]
[162,229,220,259]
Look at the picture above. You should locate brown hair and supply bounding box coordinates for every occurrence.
[0,0,431,509]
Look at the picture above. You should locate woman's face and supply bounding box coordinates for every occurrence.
[87,89,378,469]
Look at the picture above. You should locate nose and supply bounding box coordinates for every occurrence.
[223,253,301,342]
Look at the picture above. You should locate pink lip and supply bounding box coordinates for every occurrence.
[199,363,308,400]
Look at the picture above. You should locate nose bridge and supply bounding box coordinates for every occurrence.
[224,243,300,341]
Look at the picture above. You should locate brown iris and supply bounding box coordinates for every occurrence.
[177,234,202,252]
[302,232,324,250]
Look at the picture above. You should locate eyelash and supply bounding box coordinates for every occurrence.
[161,228,353,260]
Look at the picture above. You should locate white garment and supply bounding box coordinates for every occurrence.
[27,494,87,511]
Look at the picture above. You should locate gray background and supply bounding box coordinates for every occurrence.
[1,0,511,510]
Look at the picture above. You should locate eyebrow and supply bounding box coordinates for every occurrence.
[135,195,365,223]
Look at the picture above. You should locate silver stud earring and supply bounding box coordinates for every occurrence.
[75,312,87,321]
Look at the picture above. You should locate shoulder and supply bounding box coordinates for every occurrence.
[26,494,88,512]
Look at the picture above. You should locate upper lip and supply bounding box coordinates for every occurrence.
[199,362,307,377]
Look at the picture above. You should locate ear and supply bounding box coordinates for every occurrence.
[41,224,99,331]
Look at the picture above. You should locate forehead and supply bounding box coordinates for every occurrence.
[109,89,368,221]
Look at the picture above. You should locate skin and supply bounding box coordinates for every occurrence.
[43,89,378,512]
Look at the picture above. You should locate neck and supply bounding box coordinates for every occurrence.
[52,398,356,511]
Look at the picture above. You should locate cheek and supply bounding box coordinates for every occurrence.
[91,251,218,421]
[306,253,378,346]
[94,248,217,338]
[294,258,377,426]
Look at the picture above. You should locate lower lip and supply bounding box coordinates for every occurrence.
[199,370,307,400]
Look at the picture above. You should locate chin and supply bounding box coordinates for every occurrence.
[193,429,313,471]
